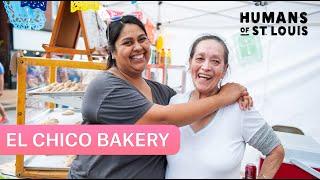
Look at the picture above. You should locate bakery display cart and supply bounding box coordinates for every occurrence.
[15,57,107,179]
[14,1,108,177]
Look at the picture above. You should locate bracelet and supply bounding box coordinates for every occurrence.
[258,174,268,179]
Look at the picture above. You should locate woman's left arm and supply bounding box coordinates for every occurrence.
[257,144,285,179]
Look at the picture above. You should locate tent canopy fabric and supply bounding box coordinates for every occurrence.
[99,1,320,29]
[98,2,320,142]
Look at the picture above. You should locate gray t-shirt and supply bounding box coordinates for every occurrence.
[68,71,176,179]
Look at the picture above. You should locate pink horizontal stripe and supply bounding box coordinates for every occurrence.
[0,125,180,155]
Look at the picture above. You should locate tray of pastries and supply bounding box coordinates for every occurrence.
[27,81,87,97]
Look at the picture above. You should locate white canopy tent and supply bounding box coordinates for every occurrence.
[98,1,320,171]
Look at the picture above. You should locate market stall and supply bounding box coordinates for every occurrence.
[1,1,320,179]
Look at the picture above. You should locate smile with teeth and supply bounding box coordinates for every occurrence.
[130,54,145,61]
[197,73,212,80]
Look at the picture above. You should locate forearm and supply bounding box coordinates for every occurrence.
[258,145,285,179]
[137,94,226,126]
[137,82,247,126]
[164,94,226,126]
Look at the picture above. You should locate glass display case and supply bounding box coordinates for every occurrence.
[15,56,107,178]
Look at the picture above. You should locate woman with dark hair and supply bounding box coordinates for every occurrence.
[165,35,284,179]
[68,15,252,179]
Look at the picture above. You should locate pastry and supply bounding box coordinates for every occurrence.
[40,118,59,125]
[62,110,75,115]
[40,82,87,93]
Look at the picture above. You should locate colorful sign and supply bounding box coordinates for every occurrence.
[20,1,47,11]
[70,1,100,13]
[3,1,46,30]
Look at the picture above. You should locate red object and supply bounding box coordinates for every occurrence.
[245,163,257,179]
[131,11,143,20]
[106,9,124,17]
[145,18,155,44]
[259,157,320,179]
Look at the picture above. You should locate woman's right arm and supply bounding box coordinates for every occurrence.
[136,83,248,126]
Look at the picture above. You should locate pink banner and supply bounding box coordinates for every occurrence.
[0,125,180,155]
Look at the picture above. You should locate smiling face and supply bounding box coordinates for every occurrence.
[112,24,151,75]
[190,39,227,96]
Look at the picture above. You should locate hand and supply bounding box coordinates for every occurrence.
[238,93,253,111]
[218,83,247,106]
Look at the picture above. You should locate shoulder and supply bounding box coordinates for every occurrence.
[219,103,262,126]
[146,79,174,92]
[220,103,242,115]
[84,71,138,104]
[87,71,132,91]
[91,71,125,85]
[222,103,261,118]
[169,91,191,104]
[83,72,153,124]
